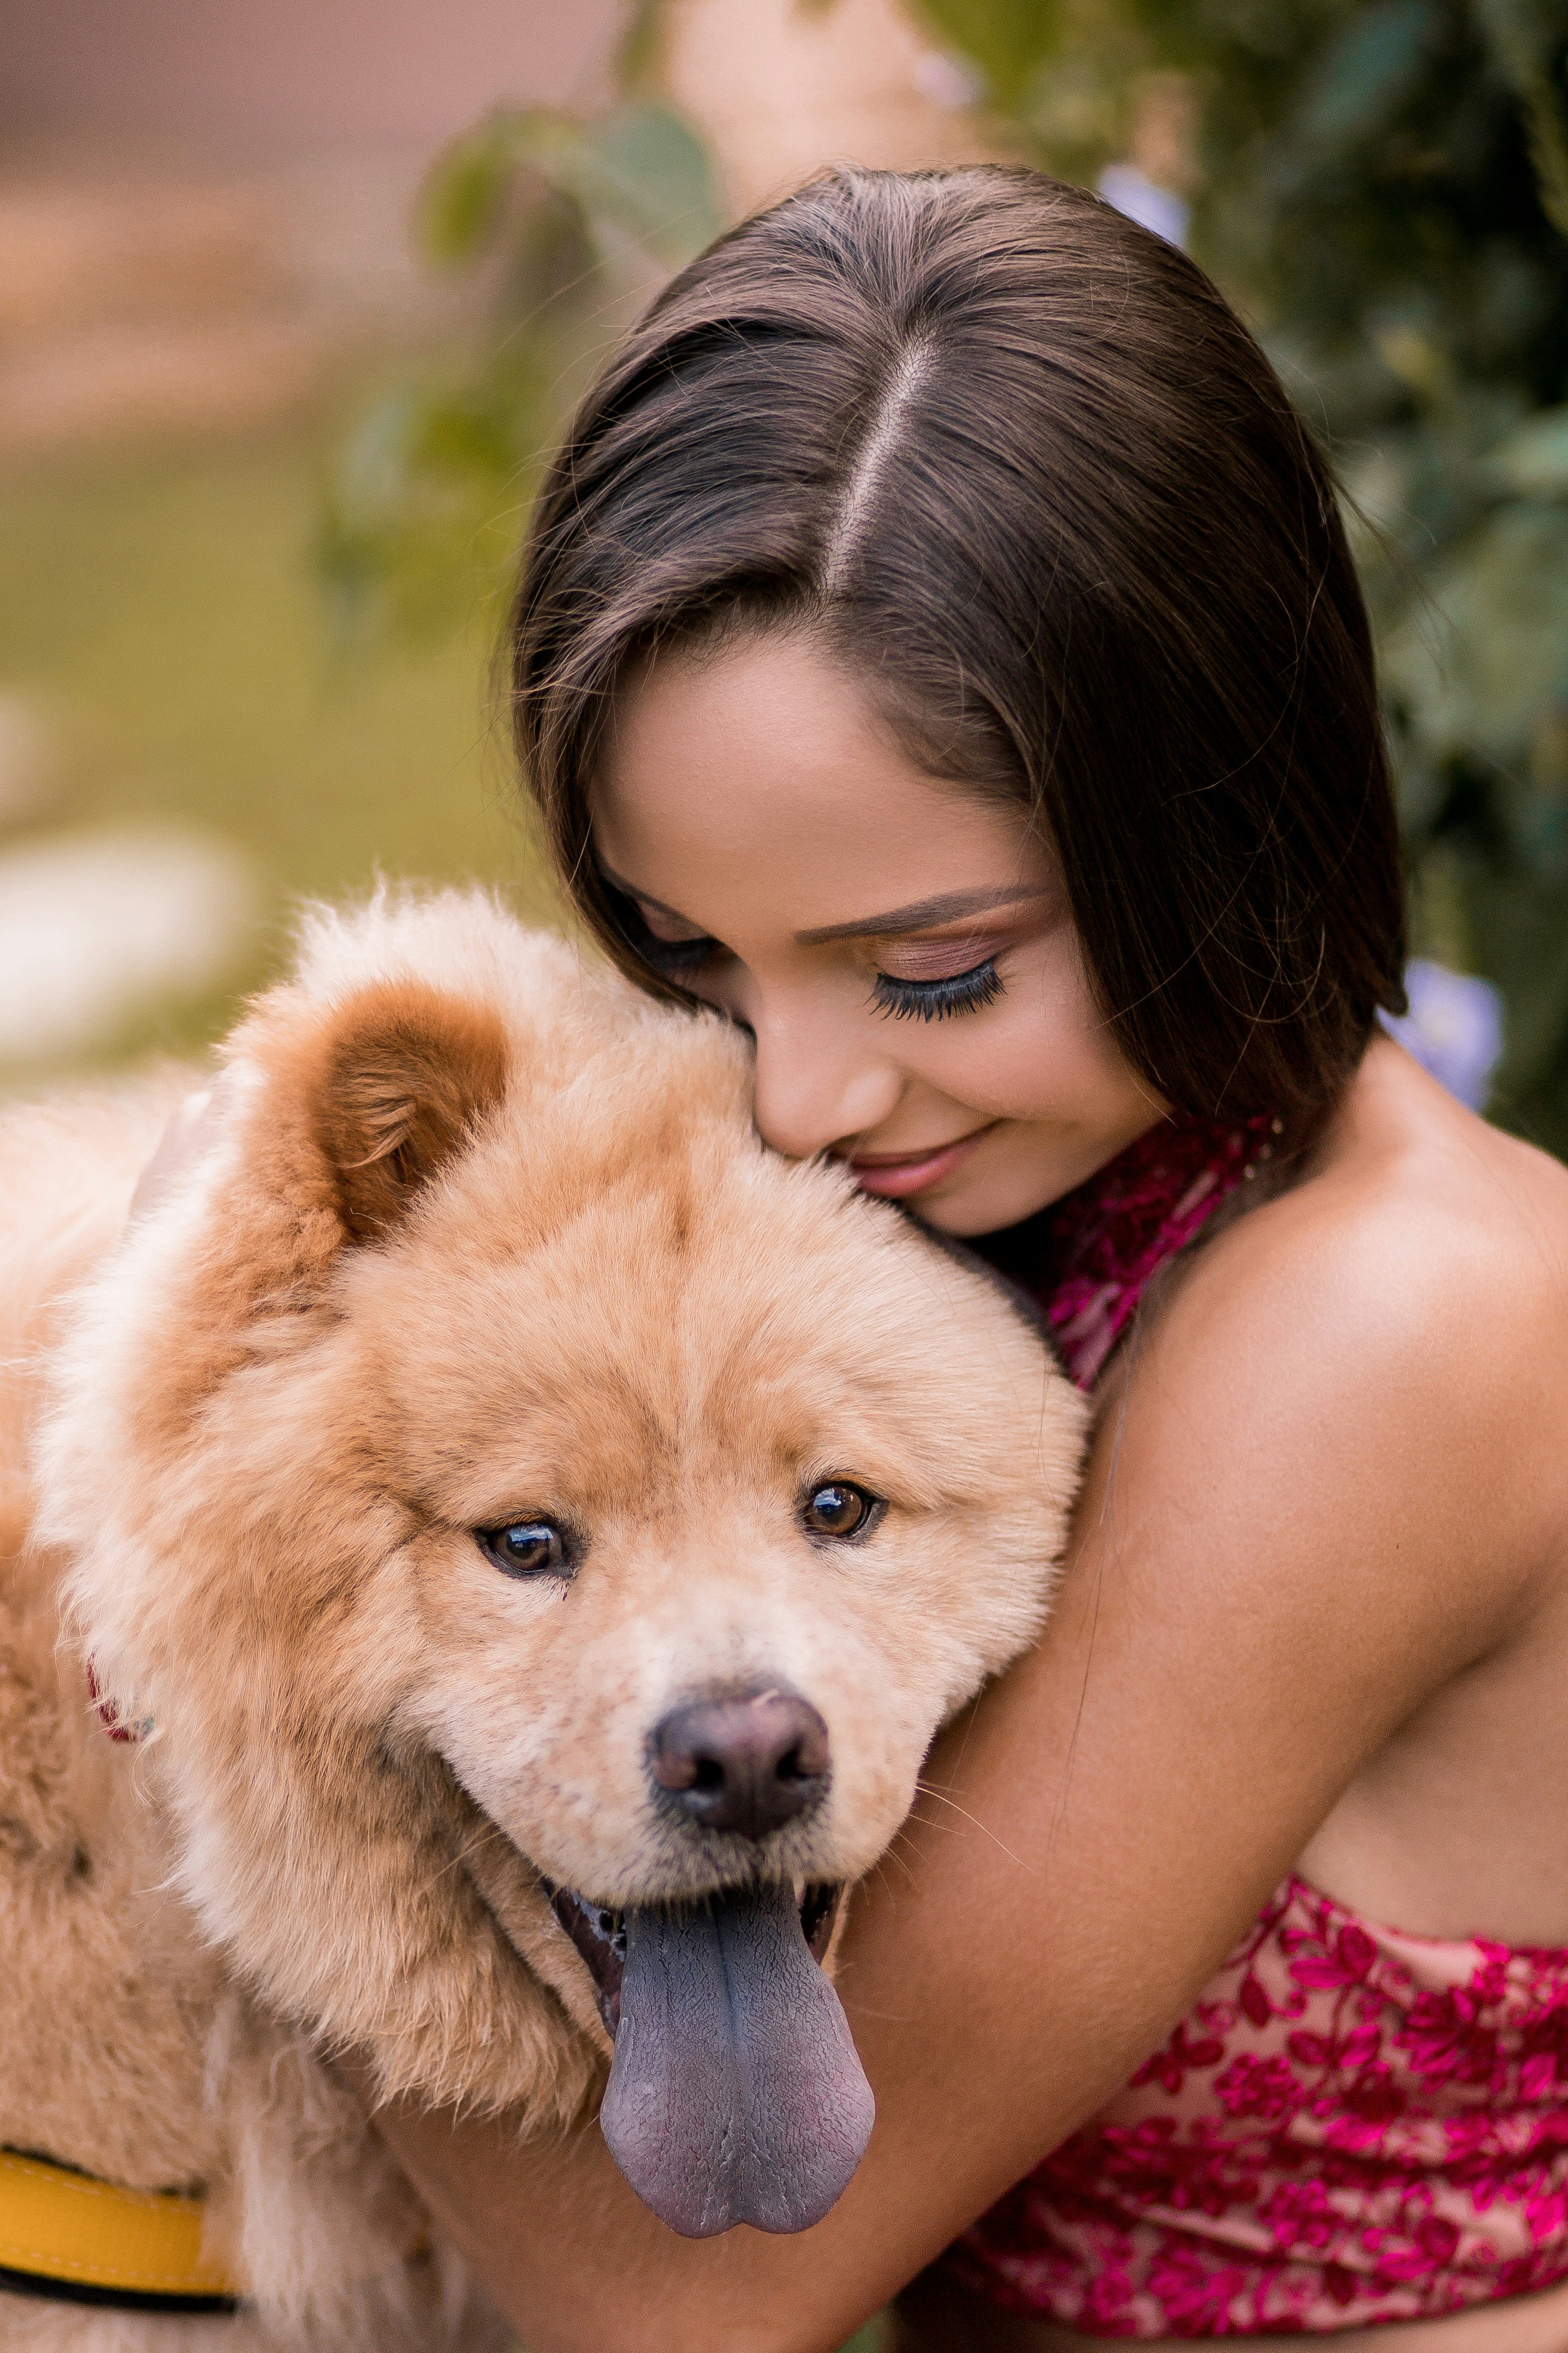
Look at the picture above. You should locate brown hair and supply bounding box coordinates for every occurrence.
[511,165,1405,1138]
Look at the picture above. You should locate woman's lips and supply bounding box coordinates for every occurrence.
[842,1124,996,1199]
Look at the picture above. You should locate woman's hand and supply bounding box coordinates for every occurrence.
[354,1102,1563,2353]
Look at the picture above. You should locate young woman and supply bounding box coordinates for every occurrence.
[362,167,1568,2350]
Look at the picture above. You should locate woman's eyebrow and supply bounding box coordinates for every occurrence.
[596,865,1052,944]
[794,884,1053,946]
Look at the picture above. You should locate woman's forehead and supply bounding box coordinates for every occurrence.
[593,636,1048,936]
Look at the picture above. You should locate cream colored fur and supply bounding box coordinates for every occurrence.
[2,891,1086,2348]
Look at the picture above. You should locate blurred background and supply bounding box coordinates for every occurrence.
[1,0,1565,1148]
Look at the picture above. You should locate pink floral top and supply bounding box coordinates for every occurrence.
[945,1876,1568,2336]
[949,1117,1568,2337]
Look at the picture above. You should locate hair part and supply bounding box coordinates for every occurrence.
[819,335,934,596]
[511,164,1406,1143]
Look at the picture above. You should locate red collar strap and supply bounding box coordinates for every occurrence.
[85,1661,153,1745]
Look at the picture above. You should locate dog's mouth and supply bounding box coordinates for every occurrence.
[546,1879,872,2237]
[548,1879,841,2036]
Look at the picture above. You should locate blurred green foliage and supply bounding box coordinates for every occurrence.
[0,424,549,1078]
[320,100,719,636]
[911,0,1568,1145]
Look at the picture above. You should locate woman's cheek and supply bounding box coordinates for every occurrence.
[920,959,1118,1124]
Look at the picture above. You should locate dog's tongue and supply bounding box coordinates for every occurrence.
[599,1883,874,2237]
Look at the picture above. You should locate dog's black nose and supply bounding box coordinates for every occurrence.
[649,1691,830,1840]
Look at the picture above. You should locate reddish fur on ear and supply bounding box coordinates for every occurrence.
[310,981,510,1241]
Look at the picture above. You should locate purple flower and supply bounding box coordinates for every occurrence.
[1381,960,1504,1111]
[1097,163,1190,248]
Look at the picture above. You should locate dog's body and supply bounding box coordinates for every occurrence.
[1,895,1084,2348]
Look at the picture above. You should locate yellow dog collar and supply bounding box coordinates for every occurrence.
[0,2147,240,2312]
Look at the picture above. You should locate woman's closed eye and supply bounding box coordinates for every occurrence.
[871,935,1009,1023]
[606,880,721,976]
[603,868,1015,1019]
[872,957,1002,1022]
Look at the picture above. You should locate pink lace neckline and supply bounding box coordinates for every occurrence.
[1028,1112,1281,1387]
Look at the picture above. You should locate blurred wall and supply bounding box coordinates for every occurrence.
[665,0,993,218]
[0,0,621,161]
[0,0,628,457]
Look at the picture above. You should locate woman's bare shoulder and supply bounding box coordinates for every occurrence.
[1175,1044,1568,1365]
[1133,1039,1568,1605]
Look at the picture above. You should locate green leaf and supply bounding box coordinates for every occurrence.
[1490,402,1568,491]
[908,0,1070,108]
[1474,0,1568,241]
[617,0,670,90]
[419,112,532,264]
[1382,501,1568,767]
[581,102,723,264]
[418,101,717,278]
[319,367,549,636]
[1291,0,1437,148]
[1465,864,1568,1094]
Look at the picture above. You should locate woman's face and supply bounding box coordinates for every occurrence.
[593,635,1163,1236]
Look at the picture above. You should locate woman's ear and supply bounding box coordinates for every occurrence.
[309,981,510,1241]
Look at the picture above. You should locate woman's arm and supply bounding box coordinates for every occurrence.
[368,1176,1564,2353]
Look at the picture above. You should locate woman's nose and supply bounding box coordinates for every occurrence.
[748,1000,903,1161]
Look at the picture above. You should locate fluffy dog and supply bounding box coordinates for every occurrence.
[1,893,1084,2349]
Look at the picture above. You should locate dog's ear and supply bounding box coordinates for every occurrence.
[309,980,510,1241]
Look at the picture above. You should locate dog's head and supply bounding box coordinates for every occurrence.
[42,894,1084,2232]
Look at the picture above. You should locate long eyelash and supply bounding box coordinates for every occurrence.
[872,960,1003,1023]
[643,932,717,976]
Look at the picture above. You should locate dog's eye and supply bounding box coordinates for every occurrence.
[802,1481,882,1542]
[476,1519,574,1579]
